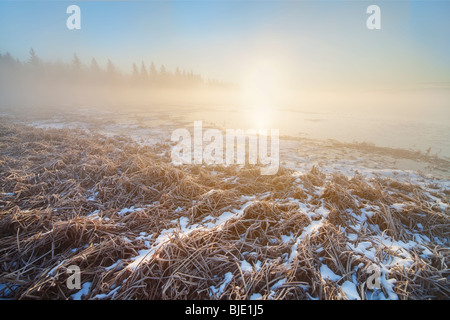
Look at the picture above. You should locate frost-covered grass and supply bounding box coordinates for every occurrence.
[0,118,448,300]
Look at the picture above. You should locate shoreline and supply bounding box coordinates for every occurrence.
[1,107,448,179]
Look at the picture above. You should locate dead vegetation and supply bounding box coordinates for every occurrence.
[0,120,448,300]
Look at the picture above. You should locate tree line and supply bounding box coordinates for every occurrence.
[0,48,231,89]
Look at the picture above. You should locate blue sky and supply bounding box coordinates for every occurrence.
[0,0,449,88]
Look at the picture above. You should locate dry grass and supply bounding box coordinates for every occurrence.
[0,120,448,300]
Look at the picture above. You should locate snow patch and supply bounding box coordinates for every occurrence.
[341,281,360,300]
[320,264,342,282]
[210,272,233,298]
[71,282,92,300]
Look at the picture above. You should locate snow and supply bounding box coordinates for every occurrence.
[388,256,414,268]
[347,233,358,241]
[250,293,263,300]
[127,244,163,271]
[48,260,66,276]
[135,232,153,247]
[271,278,286,291]
[126,227,177,271]
[288,215,328,263]
[5,110,449,301]
[178,216,190,232]
[87,210,101,220]
[105,260,122,271]
[390,203,406,211]
[1,192,14,197]
[347,241,377,261]
[30,121,84,130]
[213,211,236,227]
[118,206,143,216]
[71,282,92,300]
[240,260,253,273]
[379,273,398,300]
[341,281,361,300]
[87,191,98,201]
[378,238,416,259]
[0,283,18,298]
[419,246,433,258]
[127,200,257,271]
[92,286,121,300]
[210,272,233,298]
[320,264,342,282]
[18,114,450,300]
[366,289,389,300]
[123,236,133,243]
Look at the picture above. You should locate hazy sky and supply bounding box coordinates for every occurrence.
[1,0,449,89]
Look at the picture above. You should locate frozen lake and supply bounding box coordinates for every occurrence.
[164,90,450,159]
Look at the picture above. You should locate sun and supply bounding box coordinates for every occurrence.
[241,61,285,129]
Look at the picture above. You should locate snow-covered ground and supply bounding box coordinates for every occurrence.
[1,108,448,300]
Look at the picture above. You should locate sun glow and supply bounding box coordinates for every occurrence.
[241,60,288,130]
